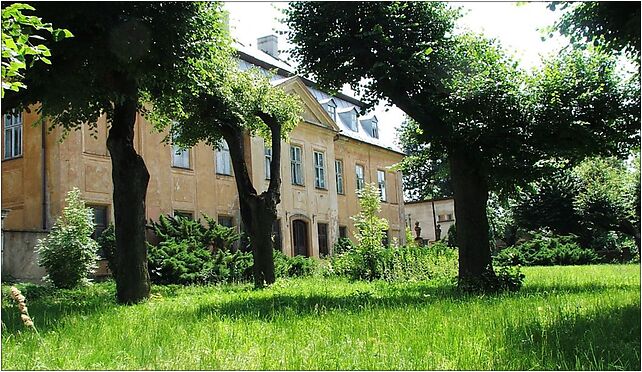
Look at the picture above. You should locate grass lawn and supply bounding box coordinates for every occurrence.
[2,264,640,370]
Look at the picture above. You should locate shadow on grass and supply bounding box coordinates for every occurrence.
[1,282,118,335]
[196,281,639,322]
[502,302,641,370]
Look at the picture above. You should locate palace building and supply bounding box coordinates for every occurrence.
[1,35,406,281]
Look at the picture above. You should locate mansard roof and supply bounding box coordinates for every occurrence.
[234,41,404,155]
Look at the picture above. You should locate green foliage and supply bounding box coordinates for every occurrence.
[350,183,389,280]
[148,214,240,252]
[96,224,116,274]
[515,154,640,250]
[330,241,458,283]
[458,265,525,293]
[146,214,247,285]
[494,232,599,267]
[1,3,71,96]
[36,188,99,289]
[272,250,317,278]
[549,1,640,58]
[445,224,457,248]
[4,2,231,132]
[333,237,355,256]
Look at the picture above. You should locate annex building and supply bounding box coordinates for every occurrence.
[1,35,406,281]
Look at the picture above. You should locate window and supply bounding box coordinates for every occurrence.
[174,211,193,220]
[438,214,454,222]
[377,170,387,202]
[335,160,344,195]
[324,102,337,121]
[272,219,282,251]
[88,205,108,240]
[313,151,326,189]
[355,164,365,191]
[349,111,358,131]
[371,120,379,138]
[291,145,304,185]
[4,110,22,159]
[218,215,234,227]
[318,223,329,256]
[171,146,190,169]
[339,226,347,239]
[216,140,232,175]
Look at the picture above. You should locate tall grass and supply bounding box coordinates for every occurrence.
[2,264,640,370]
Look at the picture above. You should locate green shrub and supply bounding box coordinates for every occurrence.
[273,250,318,278]
[494,232,599,266]
[458,264,525,293]
[350,183,389,280]
[330,241,458,283]
[146,214,246,285]
[36,188,100,289]
[96,224,116,274]
[333,237,355,255]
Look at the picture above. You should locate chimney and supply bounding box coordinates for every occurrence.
[257,35,279,58]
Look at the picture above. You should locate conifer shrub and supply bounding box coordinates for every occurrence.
[36,188,99,289]
[146,214,251,285]
[494,231,599,266]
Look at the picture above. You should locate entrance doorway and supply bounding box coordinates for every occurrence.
[292,219,308,256]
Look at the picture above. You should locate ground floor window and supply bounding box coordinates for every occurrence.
[272,219,282,251]
[217,215,234,227]
[318,222,328,257]
[339,225,347,239]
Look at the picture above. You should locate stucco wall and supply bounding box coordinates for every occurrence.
[1,230,48,282]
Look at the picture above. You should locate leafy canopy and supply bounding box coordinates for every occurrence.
[549,1,641,58]
[5,2,231,132]
[1,3,71,97]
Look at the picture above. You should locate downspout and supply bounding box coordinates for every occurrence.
[431,199,437,242]
[41,122,48,230]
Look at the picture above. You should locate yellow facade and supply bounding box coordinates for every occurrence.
[1,78,405,259]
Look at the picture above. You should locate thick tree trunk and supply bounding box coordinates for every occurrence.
[106,98,151,304]
[221,114,281,287]
[239,196,277,286]
[449,146,496,288]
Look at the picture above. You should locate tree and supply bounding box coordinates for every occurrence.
[3,2,231,303]
[155,67,302,287]
[285,2,640,289]
[549,1,640,58]
[36,188,99,289]
[517,154,641,250]
[1,3,71,97]
[397,118,452,201]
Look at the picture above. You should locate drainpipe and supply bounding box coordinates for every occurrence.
[41,122,48,230]
[431,199,437,242]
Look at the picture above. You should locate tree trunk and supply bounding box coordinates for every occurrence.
[106,98,151,304]
[449,146,496,289]
[221,114,282,288]
[239,195,277,286]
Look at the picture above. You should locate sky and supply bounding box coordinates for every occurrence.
[223,1,569,149]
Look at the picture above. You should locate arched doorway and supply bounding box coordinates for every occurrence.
[292,219,309,257]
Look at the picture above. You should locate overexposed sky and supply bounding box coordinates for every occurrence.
[224,1,568,147]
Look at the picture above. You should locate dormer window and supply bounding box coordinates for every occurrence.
[349,111,358,131]
[325,103,336,121]
[338,107,359,132]
[371,119,379,138]
[321,99,337,122]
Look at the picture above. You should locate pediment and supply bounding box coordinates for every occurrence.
[274,77,340,132]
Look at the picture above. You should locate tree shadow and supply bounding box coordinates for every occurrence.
[1,282,118,335]
[502,303,641,370]
[195,281,638,322]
